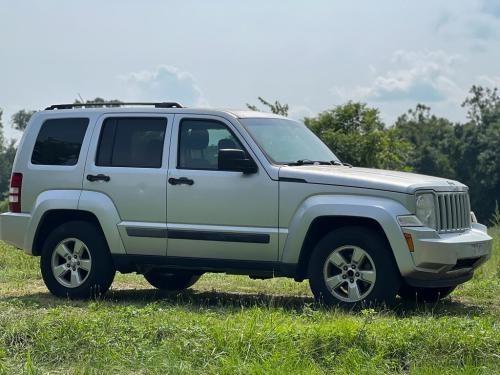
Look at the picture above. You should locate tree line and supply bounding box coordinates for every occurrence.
[1,89,499,222]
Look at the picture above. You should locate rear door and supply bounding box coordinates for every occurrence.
[83,113,173,256]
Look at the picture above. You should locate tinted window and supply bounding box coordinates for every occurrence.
[178,119,244,170]
[31,118,89,165]
[96,117,167,168]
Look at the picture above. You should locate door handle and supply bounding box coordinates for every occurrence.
[87,174,111,182]
[168,177,194,186]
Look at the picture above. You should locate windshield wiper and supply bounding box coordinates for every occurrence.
[287,159,335,166]
[332,160,353,167]
[286,159,353,167]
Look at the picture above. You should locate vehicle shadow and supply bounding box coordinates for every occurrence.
[0,287,491,317]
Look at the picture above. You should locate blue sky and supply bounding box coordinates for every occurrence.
[1,0,500,140]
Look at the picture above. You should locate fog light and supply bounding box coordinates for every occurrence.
[404,233,414,252]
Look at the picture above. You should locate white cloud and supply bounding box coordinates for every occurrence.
[118,65,208,107]
[331,50,464,104]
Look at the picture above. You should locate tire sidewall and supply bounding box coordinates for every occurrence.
[144,270,201,291]
[40,221,115,299]
[308,226,401,307]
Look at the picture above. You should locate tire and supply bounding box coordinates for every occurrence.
[398,284,456,303]
[308,226,401,307]
[40,221,116,299]
[143,270,201,291]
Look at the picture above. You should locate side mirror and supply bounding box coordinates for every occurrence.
[218,149,258,174]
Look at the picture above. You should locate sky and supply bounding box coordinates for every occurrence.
[1,0,500,141]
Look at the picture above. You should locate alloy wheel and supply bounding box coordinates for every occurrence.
[322,245,376,302]
[51,237,92,288]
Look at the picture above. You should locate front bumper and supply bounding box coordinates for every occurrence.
[401,223,492,287]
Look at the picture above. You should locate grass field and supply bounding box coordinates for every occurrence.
[0,228,498,374]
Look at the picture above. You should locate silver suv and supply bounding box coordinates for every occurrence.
[0,102,492,306]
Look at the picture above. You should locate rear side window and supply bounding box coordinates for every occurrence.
[96,117,167,168]
[31,118,89,165]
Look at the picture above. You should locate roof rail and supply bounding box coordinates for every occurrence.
[44,102,184,110]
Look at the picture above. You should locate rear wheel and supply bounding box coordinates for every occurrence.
[143,270,201,291]
[308,226,401,307]
[398,284,456,302]
[40,221,115,299]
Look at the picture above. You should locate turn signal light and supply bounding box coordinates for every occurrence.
[404,233,414,252]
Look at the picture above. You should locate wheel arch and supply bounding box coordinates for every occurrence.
[32,210,105,256]
[293,216,393,281]
[26,189,126,255]
[279,194,415,280]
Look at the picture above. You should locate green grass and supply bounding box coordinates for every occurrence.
[0,229,499,374]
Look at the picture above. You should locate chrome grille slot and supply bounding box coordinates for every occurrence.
[436,192,471,232]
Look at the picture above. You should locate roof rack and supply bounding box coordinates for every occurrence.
[44,102,184,110]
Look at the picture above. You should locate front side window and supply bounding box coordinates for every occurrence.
[178,119,244,170]
[240,118,339,165]
[31,118,89,165]
[96,117,167,168]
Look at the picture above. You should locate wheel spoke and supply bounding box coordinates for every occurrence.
[79,259,91,271]
[359,270,375,284]
[325,275,345,290]
[348,281,362,300]
[55,243,71,259]
[73,239,85,256]
[351,247,365,265]
[53,264,69,278]
[329,252,348,269]
[70,269,82,287]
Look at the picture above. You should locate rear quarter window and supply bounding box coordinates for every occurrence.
[31,118,89,166]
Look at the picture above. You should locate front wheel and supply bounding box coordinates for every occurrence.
[143,270,201,291]
[40,221,116,299]
[398,284,456,302]
[308,226,401,307]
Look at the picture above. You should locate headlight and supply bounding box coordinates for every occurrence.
[415,193,437,229]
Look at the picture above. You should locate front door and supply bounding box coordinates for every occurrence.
[83,114,173,256]
[166,114,279,262]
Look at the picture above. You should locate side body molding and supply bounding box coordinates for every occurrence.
[280,194,416,276]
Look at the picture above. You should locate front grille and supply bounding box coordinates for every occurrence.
[436,192,471,232]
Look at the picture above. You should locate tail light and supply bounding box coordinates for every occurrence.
[9,173,23,213]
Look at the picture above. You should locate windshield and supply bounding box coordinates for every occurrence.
[239,118,339,165]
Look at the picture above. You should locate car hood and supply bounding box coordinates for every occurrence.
[278,165,467,194]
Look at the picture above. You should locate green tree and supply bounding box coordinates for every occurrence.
[304,102,413,170]
[394,104,457,178]
[11,109,36,131]
[457,86,500,221]
[247,97,289,116]
[0,109,17,198]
